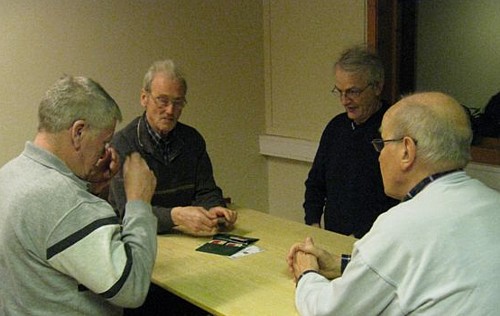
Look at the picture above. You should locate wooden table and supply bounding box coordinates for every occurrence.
[152,208,357,316]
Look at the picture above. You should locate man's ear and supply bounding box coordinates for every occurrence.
[70,120,86,150]
[140,89,148,109]
[373,81,384,97]
[401,136,417,171]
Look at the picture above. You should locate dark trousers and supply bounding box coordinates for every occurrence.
[124,283,209,316]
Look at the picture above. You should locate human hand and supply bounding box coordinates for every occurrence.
[208,206,237,231]
[123,152,156,203]
[87,145,121,194]
[171,206,220,236]
[287,237,319,282]
[287,237,341,280]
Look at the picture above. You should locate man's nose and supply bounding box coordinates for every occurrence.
[163,103,175,114]
[340,94,351,105]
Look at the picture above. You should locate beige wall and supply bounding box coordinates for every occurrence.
[0,0,268,212]
[267,157,312,222]
[264,0,366,140]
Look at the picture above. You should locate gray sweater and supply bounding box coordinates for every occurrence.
[0,142,157,315]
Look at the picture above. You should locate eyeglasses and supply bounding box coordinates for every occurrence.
[149,93,187,109]
[331,84,372,99]
[371,138,404,152]
[371,137,418,152]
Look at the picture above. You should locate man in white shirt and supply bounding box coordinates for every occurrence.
[287,92,500,315]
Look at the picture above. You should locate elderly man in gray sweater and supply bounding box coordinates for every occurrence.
[0,75,157,315]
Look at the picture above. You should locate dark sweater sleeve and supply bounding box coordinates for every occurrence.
[303,126,330,225]
[191,139,226,210]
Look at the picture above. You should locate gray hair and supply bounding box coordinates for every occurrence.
[335,46,385,86]
[391,94,472,169]
[38,75,122,133]
[142,59,187,94]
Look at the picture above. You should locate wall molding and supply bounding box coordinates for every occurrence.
[259,134,318,163]
[466,161,500,174]
[259,134,500,190]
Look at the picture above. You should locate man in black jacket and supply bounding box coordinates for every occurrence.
[109,59,237,236]
[304,46,398,238]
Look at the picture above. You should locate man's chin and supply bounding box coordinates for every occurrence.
[158,124,176,136]
[346,112,359,121]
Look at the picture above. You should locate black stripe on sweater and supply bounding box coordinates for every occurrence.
[46,216,119,259]
[99,244,133,299]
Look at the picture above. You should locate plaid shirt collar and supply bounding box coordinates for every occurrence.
[142,114,181,163]
[143,115,164,149]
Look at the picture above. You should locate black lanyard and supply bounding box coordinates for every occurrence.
[403,169,463,201]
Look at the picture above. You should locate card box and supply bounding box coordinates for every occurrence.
[196,233,259,256]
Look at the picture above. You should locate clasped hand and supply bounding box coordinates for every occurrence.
[287,237,341,282]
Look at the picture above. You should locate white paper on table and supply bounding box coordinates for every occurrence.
[229,245,264,259]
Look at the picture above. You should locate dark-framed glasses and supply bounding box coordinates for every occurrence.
[371,138,404,152]
[331,84,372,99]
[149,93,187,109]
[371,137,418,152]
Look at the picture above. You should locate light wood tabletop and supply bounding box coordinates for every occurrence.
[152,208,357,316]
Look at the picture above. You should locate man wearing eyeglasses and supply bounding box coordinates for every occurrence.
[288,92,500,315]
[304,46,398,238]
[109,60,236,315]
[109,60,237,238]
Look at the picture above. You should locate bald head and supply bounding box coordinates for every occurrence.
[384,92,472,171]
[391,92,469,126]
[377,92,472,199]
